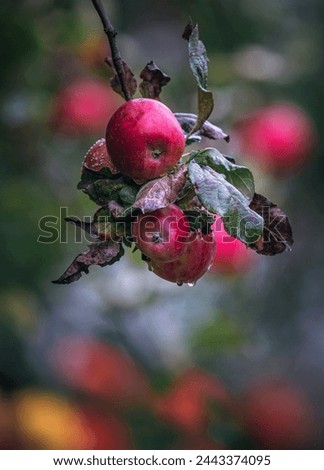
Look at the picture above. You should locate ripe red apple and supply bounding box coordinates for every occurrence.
[106,98,185,181]
[133,204,190,263]
[210,216,257,274]
[154,367,232,434]
[241,378,318,449]
[148,229,216,285]
[49,78,122,136]
[49,336,152,407]
[235,102,316,174]
[83,138,119,174]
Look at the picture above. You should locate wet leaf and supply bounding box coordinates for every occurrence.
[183,22,214,134]
[139,61,170,99]
[188,161,263,244]
[77,174,139,207]
[191,148,255,202]
[65,207,124,241]
[249,193,294,255]
[192,87,214,136]
[132,165,187,213]
[106,57,137,99]
[174,113,229,142]
[82,138,120,175]
[52,240,124,285]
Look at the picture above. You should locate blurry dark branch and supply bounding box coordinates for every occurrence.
[91,0,132,101]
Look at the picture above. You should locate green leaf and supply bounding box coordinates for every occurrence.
[188,161,263,244]
[78,175,139,207]
[191,148,255,202]
[183,22,214,135]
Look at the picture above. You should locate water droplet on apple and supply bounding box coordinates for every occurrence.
[176,281,183,286]
[187,281,196,287]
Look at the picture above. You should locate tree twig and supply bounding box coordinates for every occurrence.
[91,0,132,101]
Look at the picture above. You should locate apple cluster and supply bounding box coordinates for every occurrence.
[85,97,217,286]
[52,19,294,286]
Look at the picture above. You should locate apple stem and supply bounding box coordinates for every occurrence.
[91,0,132,101]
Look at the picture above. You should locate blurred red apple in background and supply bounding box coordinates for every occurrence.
[234,102,316,174]
[50,336,152,407]
[14,388,132,449]
[241,378,318,449]
[210,216,257,275]
[154,367,233,435]
[49,78,122,136]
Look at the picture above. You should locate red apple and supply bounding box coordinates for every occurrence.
[133,204,190,263]
[106,98,185,181]
[235,102,316,174]
[49,336,152,407]
[210,216,257,274]
[49,78,122,136]
[154,367,232,434]
[148,229,216,285]
[241,378,318,449]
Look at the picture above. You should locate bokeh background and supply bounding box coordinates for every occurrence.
[0,0,323,450]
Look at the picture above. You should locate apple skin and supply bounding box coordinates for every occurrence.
[241,378,318,449]
[235,102,316,174]
[133,204,190,263]
[210,216,256,274]
[106,98,185,181]
[50,78,122,136]
[148,229,216,285]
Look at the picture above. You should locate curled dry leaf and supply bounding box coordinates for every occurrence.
[174,113,229,142]
[132,165,188,213]
[52,240,124,285]
[182,22,214,135]
[139,61,171,99]
[83,138,120,174]
[249,193,294,255]
[105,57,137,99]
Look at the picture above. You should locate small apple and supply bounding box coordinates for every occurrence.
[50,336,152,407]
[235,102,316,174]
[154,368,232,434]
[241,378,318,449]
[106,98,185,181]
[210,216,257,274]
[133,204,190,263]
[49,78,122,136]
[148,229,216,285]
